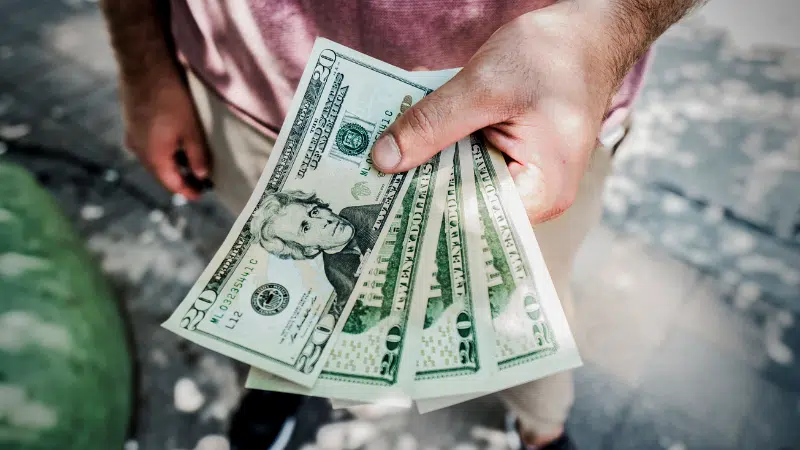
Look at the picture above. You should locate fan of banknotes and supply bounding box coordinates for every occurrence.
[162,38,581,413]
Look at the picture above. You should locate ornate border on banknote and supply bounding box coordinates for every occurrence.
[318,152,441,387]
[469,134,560,368]
[245,147,454,402]
[172,45,435,373]
[415,149,484,381]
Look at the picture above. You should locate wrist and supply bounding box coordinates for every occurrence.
[101,0,183,95]
[573,0,698,84]
[516,3,625,111]
[117,41,181,84]
[118,49,185,101]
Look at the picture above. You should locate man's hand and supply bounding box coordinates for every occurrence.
[120,73,209,201]
[101,0,209,200]
[371,0,701,224]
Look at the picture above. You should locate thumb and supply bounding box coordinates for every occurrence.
[371,73,494,173]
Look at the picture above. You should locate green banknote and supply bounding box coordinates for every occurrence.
[416,135,581,413]
[246,146,454,403]
[410,142,497,399]
[162,38,446,387]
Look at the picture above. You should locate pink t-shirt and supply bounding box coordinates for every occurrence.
[169,0,650,140]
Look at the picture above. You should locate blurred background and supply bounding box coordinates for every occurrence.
[0,0,798,449]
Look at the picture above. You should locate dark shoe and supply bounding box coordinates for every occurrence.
[228,390,304,450]
[534,433,576,450]
[505,413,577,450]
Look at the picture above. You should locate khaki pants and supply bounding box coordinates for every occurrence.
[187,71,616,437]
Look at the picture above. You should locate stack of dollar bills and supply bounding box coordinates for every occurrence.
[163,38,581,413]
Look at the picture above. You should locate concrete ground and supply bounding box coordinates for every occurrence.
[0,1,798,449]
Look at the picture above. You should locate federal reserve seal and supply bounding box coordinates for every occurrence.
[251,283,290,316]
[335,122,370,156]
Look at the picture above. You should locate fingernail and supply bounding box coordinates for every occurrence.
[372,135,401,171]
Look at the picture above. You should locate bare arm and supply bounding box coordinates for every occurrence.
[100,0,180,96]
[374,4,706,443]
[99,0,210,200]
[598,0,707,89]
[371,0,707,224]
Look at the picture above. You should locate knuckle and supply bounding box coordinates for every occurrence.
[160,173,183,194]
[549,188,577,220]
[551,196,574,219]
[402,105,440,146]
[556,107,596,152]
[522,168,579,223]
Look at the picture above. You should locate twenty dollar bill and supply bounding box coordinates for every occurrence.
[246,147,455,402]
[163,38,445,387]
[410,141,497,399]
[416,136,582,413]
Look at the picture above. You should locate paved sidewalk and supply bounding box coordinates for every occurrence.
[1,2,798,450]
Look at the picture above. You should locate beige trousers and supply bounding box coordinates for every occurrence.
[187,71,615,437]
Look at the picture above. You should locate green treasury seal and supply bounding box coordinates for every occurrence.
[335,122,370,156]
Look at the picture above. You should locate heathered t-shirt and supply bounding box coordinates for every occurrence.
[168,0,650,140]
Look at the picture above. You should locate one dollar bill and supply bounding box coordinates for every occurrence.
[162,38,445,387]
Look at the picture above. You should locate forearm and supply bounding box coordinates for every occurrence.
[99,0,180,87]
[579,0,706,84]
